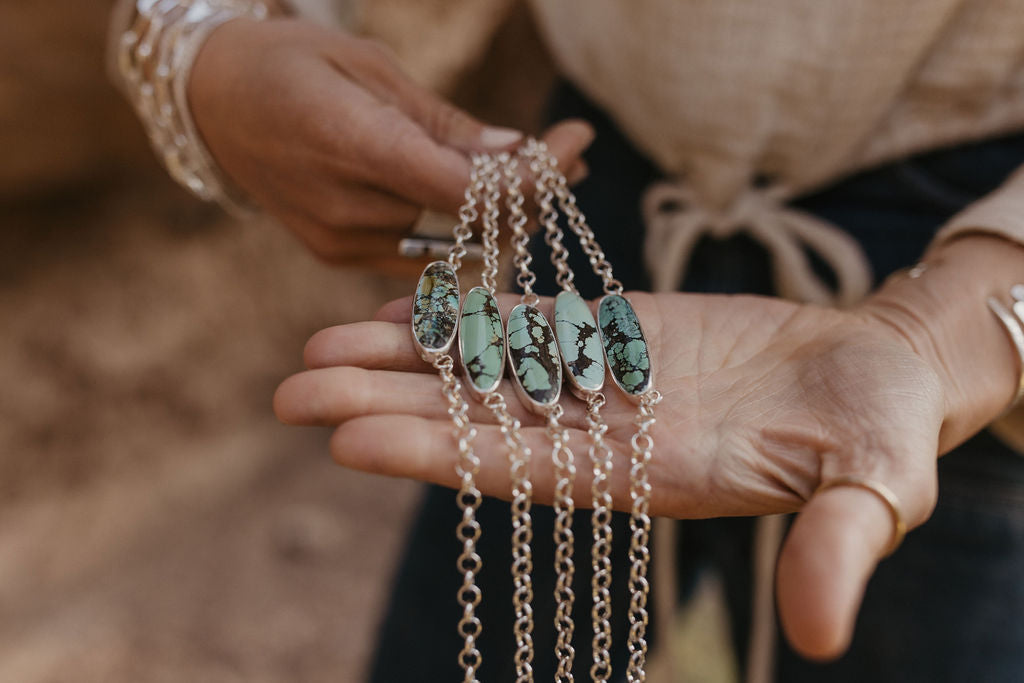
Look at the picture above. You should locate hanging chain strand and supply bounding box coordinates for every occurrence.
[483,392,536,682]
[502,152,540,306]
[501,151,577,681]
[449,154,485,269]
[547,403,578,683]
[585,391,615,682]
[435,354,484,683]
[440,154,491,682]
[626,389,662,682]
[525,141,616,679]
[526,147,577,293]
[480,154,503,294]
[471,151,539,682]
[528,140,624,296]
[525,139,667,682]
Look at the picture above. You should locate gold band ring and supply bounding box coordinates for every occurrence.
[815,475,907,557]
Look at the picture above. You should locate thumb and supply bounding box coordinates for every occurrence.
[775,484,906,661]
[390,76,523,152]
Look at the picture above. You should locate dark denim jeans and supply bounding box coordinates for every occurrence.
[369,85,1024,682]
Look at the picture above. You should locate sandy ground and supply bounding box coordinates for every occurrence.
[0,180,423,681]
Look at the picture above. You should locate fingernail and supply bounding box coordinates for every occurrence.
[480,126,523,148]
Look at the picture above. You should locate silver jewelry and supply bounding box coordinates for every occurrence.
[411,158,488,683]
[523,145,614,682]
[498,150,574,681]
[528,139,662,682]
[115,0,267,212]
[421,144,661,681]
[988,285,1024,411]
[452,154,540,681]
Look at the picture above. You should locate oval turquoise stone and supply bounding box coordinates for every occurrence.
[411,261,460,355]
[554,291,604,392]
[598,294,652,396]
[507,304,562,407]
[459,287,505,393]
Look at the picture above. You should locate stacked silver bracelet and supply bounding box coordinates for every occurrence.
[988,284,1024,410]
[115,0,268,212]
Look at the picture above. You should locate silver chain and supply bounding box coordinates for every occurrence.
[547,403,578,683]
[626,389,662,682]
[502,152,540,306]
[439,154,492,682]
[524,146,577,294]
[528,140,624,296]
[480,154,503,294]
[484,392,536,682]
[475,152,539,680]
[448,155,485,270]
[585,392,615,682]
[434,354,484,683]
[501,151,577,680]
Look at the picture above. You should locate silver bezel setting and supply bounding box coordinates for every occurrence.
[553,290,606,400]
[411,260,461,362]
[505,303,563,415]
[597,293,653,403]
[458,286,507,401]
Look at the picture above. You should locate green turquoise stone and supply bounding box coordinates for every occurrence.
[411,261,460,355]
[598,294,651,396]
[554,291,605,393]
[459,287,505,393]
[506,304,562,407]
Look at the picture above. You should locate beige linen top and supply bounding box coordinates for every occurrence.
[296,0,1024,303]
[110,0,1024,442]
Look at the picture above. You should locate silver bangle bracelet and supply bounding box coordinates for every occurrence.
[987,287,1024,411]
[117,0,268,214]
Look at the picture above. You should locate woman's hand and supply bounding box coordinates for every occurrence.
[275,291,945,658]
[188,18,594,269]
[273,234,1022,659]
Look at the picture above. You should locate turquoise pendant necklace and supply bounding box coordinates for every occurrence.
[410,142,661,683]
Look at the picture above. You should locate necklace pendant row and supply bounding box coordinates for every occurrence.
[410,142,660,681]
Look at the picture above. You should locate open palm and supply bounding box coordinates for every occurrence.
[275,290,946,658]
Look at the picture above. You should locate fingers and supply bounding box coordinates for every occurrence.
[538,119,596,176]
[292,315,590,428]
[276,367,543,426]
[329,414,631,509]
[304,321,428,372]
[288,182,422,235]
[374,296,415,324]
[334,36,525,153]
[776,470,935,660]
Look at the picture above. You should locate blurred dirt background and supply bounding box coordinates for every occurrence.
[0,2,735,681]
[0,1,555,681]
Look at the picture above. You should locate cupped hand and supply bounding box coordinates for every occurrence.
[274,290,948,659]
[188,18,594,270]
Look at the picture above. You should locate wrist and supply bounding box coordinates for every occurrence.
[859,234,1024,452]
[117,1,269,212]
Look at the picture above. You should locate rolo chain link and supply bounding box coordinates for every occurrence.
[546,403,578,683]
[626,389,662,682]
[448,155,484,270]
[476,152,539,682]
[480,154,503,294]
[434,354,484,683]
[523,142,576,294]
[532,142,624,296]
[483,392,536,682]
[501,150,577,680]
[584,391,615,682]
[502,152,540,306]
